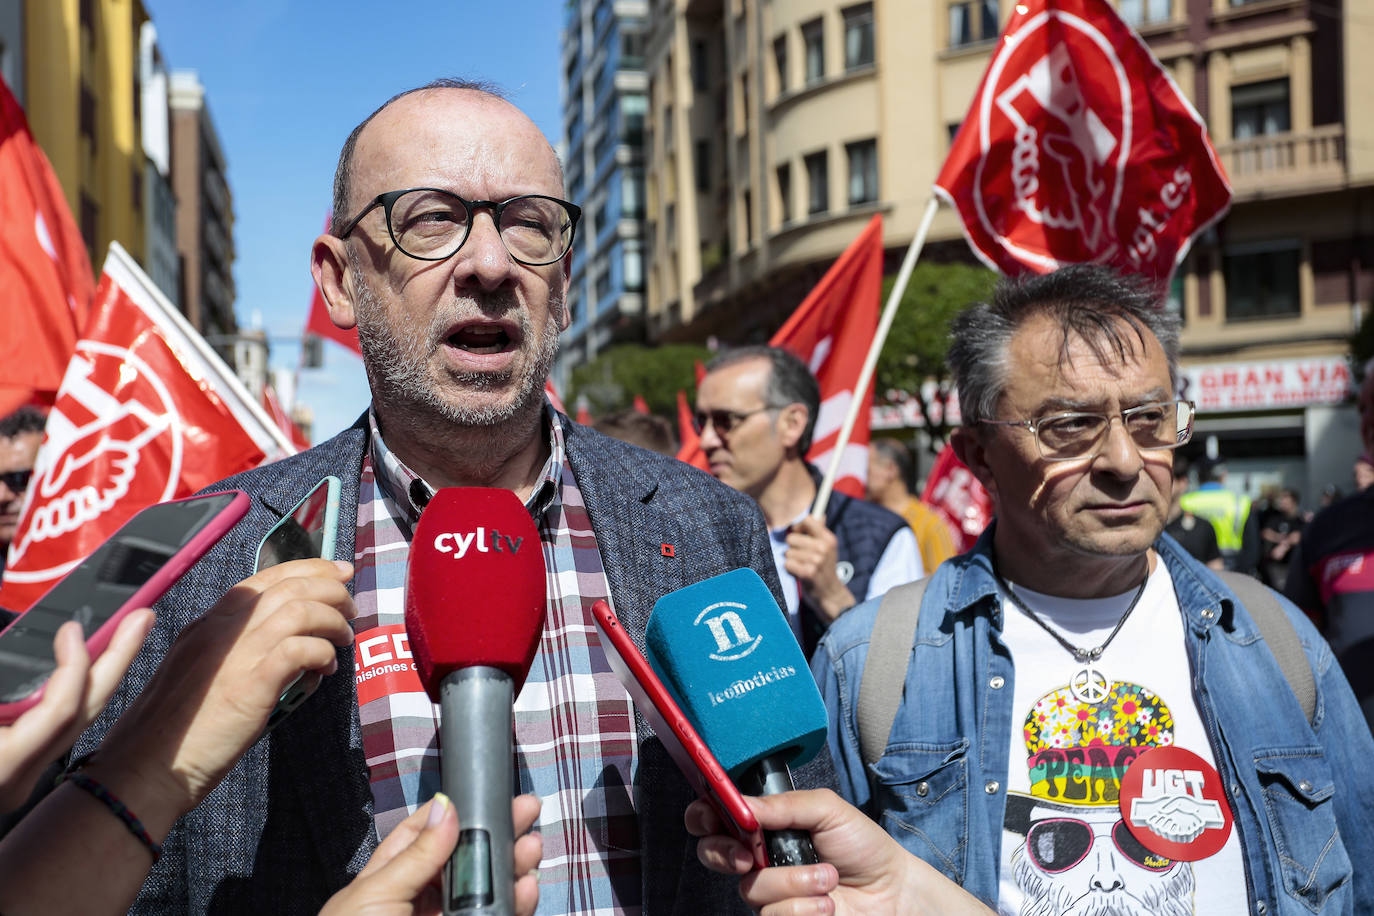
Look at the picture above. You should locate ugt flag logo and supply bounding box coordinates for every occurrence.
[936,0,1229,280]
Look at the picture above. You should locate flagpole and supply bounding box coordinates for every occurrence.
[811,195,940,519]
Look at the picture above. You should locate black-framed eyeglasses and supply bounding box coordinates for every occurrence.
[976,399,1196,462]
[0,469,32,493]
[337,188,581,266]
[692,407,776,437]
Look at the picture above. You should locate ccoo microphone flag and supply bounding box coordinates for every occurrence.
[405,487,546,915]
[646,568,827,865]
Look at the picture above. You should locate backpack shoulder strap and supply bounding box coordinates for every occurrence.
[857,577,930,768]
[1217,570,1316,725]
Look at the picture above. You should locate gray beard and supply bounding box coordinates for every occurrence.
[349,252,562,432]
[1012,841,1195,916]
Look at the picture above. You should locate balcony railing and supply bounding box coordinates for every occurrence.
[1215,125,1346,196]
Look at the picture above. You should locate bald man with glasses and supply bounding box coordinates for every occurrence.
[73,78,831,916]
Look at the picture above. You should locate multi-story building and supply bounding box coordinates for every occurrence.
[139,21,178,305]
[169,69,236,349]
[556,0,651,391]
[0,4,23,100]
[20,0,150,272]
[644,0,1372,503]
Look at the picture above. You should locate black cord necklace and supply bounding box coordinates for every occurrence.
[997,570,1149,704]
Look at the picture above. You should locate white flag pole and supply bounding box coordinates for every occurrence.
[811,195,941,519]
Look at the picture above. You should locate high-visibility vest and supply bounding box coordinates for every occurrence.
[1179,487,1252,552]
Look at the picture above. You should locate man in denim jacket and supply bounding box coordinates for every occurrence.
[814,266,1374,914]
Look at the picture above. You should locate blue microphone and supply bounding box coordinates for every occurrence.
[645,568,826,866]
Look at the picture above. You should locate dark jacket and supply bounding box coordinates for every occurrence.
[73,415,835,915]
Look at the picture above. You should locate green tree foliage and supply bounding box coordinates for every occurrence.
[568,343,712,417]
[874,261,997,452]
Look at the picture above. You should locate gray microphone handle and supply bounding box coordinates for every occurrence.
[440,667,515,916]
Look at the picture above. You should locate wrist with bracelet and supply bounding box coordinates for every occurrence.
[61,752,163,863]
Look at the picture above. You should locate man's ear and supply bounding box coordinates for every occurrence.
[777,403,809,452]
[311,234,358,330]
[951,426,999,505]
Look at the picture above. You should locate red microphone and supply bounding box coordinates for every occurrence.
[405,487,546,916]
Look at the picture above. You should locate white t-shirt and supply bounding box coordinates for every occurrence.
[996,559,1249,916]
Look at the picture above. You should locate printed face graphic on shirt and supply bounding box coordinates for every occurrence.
[1011,802,1194,916]
[1008,677,1198,914]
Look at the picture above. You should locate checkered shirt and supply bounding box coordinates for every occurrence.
[352,406,642,914]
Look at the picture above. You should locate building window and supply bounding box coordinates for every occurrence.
[1119,0,1170,25]
[695,140,711,192]
[692,40,709,91]
[738,71,750,134]
[1231,79,1290,139]
[843,4,874,70]
[774,35,789,94]
[742,189,753,245]
[621,27,646,69]
[79,83,97,145]
[949,0,999,48]
[805,151,828,215]
[1224,243,1300,320]
[803,18,825,84]
[624,243,644,291]
[621,93,647,146]
[776,163,793,225]
[622,169,645,218]
[80,192,98,256]
[595,269,612,303]
[846,139,878,205]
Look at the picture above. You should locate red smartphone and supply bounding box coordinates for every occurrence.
[0,490,250,724]
[591,599,768,868]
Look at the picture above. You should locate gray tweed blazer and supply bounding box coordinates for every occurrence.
[74,414,835,915]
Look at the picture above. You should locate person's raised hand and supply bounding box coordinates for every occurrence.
[319,793,542,916]
[687,789,994,915]
[0,611,154,812]
[85,559,357,828]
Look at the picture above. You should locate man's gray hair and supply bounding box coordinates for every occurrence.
[947,264,1181,424]
[330,77,562,236]
[706,345,821,454]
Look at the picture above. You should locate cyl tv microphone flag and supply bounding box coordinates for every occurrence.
[935,0,1230,280]
[0,74,95,415]
[770,213,884,499]
[0,243,292,611]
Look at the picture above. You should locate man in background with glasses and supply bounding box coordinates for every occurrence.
[802,265,1373,913]
[73,79,827,915]
[0,407,44,578]
[695,346,921,657]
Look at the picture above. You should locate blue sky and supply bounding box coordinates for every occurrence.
[145,0,565,442]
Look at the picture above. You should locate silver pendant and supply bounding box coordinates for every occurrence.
[1069,665,1111,704]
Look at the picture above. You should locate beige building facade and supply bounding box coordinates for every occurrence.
[643,0,1371,502]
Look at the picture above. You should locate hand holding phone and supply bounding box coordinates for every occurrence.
[86,558,358,822]
[253,477,342,730]
[0,491,250,725]
[0,612,153,813]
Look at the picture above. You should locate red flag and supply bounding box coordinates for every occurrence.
[305,213,363,357]
[934,0,1229,280]
[694,360,706,385]
[575,401,592,425]
[262,384,310,452]
[675,389,708,471]
[632,394,650,415]
[0,244,290,611]
[921,443,993,552]
[0,75,95,415]
[769,214,884,499]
